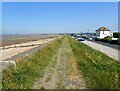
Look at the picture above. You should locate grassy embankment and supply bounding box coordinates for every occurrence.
[2,36,63,89]
[68,36,120,89]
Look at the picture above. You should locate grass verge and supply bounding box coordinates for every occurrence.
[68,36,120,89]
[2,36,63,89]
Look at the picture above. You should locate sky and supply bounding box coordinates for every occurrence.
[2,2,118,34]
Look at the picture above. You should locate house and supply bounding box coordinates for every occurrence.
[96,27,113,38]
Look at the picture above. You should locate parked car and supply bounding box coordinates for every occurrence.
[71,36,75,39]
[77,37,85,41]
[92,36,97,40]
[89,37,93,40]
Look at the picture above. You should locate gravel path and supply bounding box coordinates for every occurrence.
[33,37,86,89]
[81,40,119,61]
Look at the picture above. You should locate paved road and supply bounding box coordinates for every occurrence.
[81,40,119,61]
[89,40,119,50]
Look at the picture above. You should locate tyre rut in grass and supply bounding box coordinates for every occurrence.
[33,37,86,89]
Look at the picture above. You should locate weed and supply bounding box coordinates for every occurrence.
[68,36,120,89]
[2,37,63,89]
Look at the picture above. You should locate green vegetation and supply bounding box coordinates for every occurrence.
[113,32,120,38]
[2,36,63,89]
[95,36,120,45]
[103,36,112,43]
[95,36,112,43]
[95,38,101,41]
[68,36,120,89]
[95,33,120,45]
[2,36,120,89]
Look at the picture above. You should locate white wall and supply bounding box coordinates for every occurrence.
[100,31,110,38]
[96,30,111,38]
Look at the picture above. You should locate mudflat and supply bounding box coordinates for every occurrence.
[1,34,59,46]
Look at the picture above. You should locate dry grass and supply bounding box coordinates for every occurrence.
[2,36,63,89]
[68,36,120,89]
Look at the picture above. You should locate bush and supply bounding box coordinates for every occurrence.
[100,39,105,42]
[95,36,112,43]
[103,36,112,43]
[113,33,120,38]
[94,36,120,45]
[95,38,101,41]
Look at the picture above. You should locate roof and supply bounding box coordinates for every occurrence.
[96,27,110,31]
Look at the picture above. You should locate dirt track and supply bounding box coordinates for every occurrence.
[33,37,86,89]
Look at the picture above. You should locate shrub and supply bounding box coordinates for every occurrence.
[95,36,113,43]
[100,39,105,42]
[113,33,120,38]
[95,38,101,41]
[103,36,112,43]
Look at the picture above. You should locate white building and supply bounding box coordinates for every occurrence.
[96,27,113,38]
